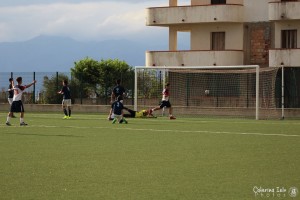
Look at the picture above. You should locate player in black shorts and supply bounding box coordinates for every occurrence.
[149,83,176,120]
[108,107,154,119]
[7,78,16,118]
[6,77,37,126]
[109,96,128,124]
[58,80,72,119]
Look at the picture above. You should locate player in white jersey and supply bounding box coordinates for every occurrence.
[6,77,37,126]
[149,83,176,120]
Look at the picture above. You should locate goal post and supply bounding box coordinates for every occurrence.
[134,65,280,120]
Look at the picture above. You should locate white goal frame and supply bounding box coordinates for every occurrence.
[134,65,260,120]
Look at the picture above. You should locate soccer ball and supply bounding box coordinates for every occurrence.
[205,90,210,95]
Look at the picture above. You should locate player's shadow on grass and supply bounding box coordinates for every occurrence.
[3,132,84,138]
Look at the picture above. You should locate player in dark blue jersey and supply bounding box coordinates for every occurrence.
[7,78,16,118]
[58,80,72,119]
[109,96,128,124]
[111,79,126,103]
[108,107,155,120]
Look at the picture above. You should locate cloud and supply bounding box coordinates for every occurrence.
[0,1,170,42]
[0,0,162,7]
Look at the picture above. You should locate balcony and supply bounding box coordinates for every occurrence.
[146,50,244,66]
[146,4,244,26]
[269,1,300,21]
[269,49,300,67]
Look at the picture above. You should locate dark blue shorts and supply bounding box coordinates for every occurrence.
[10,100,25,113]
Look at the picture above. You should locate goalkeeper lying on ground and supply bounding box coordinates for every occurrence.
[108,107,155,120]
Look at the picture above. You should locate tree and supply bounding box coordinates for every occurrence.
[71,57,101,87]
[98,59,134,99]
[71,57,134,103]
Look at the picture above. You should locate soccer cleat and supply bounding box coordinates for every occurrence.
[6,122,11,126]
[169,116,176,120]
[63,116,68,119]
[68,116,71,119]
[20,122,28,126]
[122,119,128,124]
[112,118,117,124]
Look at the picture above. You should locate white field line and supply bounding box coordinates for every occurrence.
[30,114,300,126]
[1,114,299,137]
[23,125,300,138]
[2,113,300,126]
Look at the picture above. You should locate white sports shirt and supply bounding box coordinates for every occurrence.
[13,85,26,101]
[162,88,169,101]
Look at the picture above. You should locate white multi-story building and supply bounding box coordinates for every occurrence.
[145,0,300,68]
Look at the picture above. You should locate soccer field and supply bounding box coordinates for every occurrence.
[0,113,299,200]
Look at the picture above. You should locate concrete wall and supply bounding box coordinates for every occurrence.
[1,104,299,119]
[274,21,300,48]
[244,0,270,22]
[0,104,112,114]
[190,23,244,50]
[146,50,244,66]
[191,0,244,6]
[269,1,300,21]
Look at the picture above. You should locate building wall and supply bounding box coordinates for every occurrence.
[146,50,244,66]
[190,23,244,50]
[243,22,272,67]
[147,0,300,67]
[191,0,244,6]
[274,21,300,48]
[243,0,270,22]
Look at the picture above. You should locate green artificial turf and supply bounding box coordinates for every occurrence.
[0,113,299,200]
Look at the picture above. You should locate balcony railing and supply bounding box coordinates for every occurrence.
[146,50,244,66]
[269,48,300,67]
[146,4,244,26]
[269,1,300,21]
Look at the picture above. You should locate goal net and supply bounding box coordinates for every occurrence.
[134,66,280,120]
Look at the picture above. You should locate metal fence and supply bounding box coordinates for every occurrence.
[1,68,300,108]
[0,72,135,106]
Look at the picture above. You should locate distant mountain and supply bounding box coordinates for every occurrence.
[0,35,168,72]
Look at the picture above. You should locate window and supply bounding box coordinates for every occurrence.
[211,0,226,4]
[281,30,297,49]
[211,32,225,50]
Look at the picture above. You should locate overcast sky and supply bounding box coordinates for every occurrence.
[0,0,193,43]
